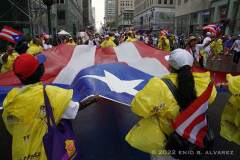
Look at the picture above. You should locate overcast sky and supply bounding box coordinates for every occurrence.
[92,0,105,32]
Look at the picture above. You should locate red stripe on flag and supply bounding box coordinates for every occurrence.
[181,112,205,140]
[171,84,213,129]
[0,45,76,86]
[0,35,16,44]
[132,41,170,68]
[94,46,119,65]
[194,125,208,147]
[1,31,12,36]
[3,25,23,35]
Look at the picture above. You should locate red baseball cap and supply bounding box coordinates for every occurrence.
[13,54,46,79]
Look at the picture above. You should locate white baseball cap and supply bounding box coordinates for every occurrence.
[69,37,73,40]
[238,34,240,37]
[104,35,109,38]
[206,32,211,36]
[168,49,194,70]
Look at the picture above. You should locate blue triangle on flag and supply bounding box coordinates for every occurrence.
[12,34,24,44]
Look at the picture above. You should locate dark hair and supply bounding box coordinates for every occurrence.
[33,38,38,44]
[15,64,45,85]
[0,45,11,52]
[177,65,197,110]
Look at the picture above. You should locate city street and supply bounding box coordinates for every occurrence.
[0,55,240,160]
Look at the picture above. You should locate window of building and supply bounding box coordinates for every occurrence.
[164,0,167,4]
[58,10,65,19]
[57,0,65,4]
[178,0,181,5]
[158,0,161,4]
[184,0,188,3]
[170,0,173,4]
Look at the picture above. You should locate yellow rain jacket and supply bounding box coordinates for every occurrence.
[158,36,170,51]
[135,35,138,39]
[126,72,217,155]
[26,44,43,55]
[218,39,223,53]
[210,41,221,54]
[110,36,115,41]
[67,41,76,45]
[1,53,19,74]
[126,38,137,42]
[220,74,240,145]
[2,82,73,160]
[100,39,117,48]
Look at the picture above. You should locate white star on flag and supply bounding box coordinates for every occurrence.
[15,36,19,40]
[80,70,144,96]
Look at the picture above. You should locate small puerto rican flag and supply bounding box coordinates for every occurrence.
[171,78,214,148]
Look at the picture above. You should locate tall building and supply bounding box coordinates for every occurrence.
[92,7,96,21]
[0,0,57,42]
[175,0,212,36]
[134,0,175,31]
[83,0,94,30]
[104,0,115,26]
[57,0,83,35]
[115,0,135,25]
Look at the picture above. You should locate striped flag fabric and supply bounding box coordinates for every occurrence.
[85,28,89,35]
[202,24,218,35]
[223,39,233,55]
[41,29,49,40]
[217,21,226,35]
[171,80,214,148]
[160,30,170,36]
[0,25,24,44]
[108,26,111,31]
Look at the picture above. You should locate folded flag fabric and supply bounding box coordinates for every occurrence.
[41,29,49,40]
[160,30,171,36]
[0,25,24,44]
[171,80,214,148]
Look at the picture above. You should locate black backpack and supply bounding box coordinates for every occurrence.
[162,79,215,160]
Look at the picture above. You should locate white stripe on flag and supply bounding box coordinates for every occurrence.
[2,28,18,35]
[0,33,14,40]
[114,42,169,78]
[114,42,142,62]
[188,119,207,144]
[175,99,209,136]
[53,45,96,85]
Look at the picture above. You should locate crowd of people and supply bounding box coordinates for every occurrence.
[0,28,240,160]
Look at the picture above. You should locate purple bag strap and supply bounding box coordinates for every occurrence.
[43,86,57,131]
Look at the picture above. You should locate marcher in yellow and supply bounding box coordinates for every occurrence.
[26,38,43,56]
[2,54,100,160]
[218,35,223,54]
[0,45,19,74]
[109,33,115,41]
[100,35,117,48]
[157,36,170,51]
[216,74,240,145]
[126,33,138,42]
[67,37,76,45]
[210,37,221,60]
[126,49,216,159]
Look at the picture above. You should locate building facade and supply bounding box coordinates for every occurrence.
[104,0,116,26]
[0,0,57,40]
[57,0,83,35]
[115,0,135,26]
[175,0,212,36]
[134,0,175,31]
[118,9,134,31]
[210,0,240,36]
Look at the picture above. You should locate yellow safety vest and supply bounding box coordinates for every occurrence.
[0,53,18,74]
[26,44,43,55]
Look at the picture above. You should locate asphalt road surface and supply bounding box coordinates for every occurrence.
[0,55,239,160]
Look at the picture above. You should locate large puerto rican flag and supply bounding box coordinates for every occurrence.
[171,80,214,148]
[0,42,239,109]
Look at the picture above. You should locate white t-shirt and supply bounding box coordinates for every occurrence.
[43,44,52,50]
[153,37,158,45]
[143,37,149,44]
[189,44,205,62]
[95,38,100,45]
[88,40,94,46]
[203,37,211,52]
[233,40,240,52]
